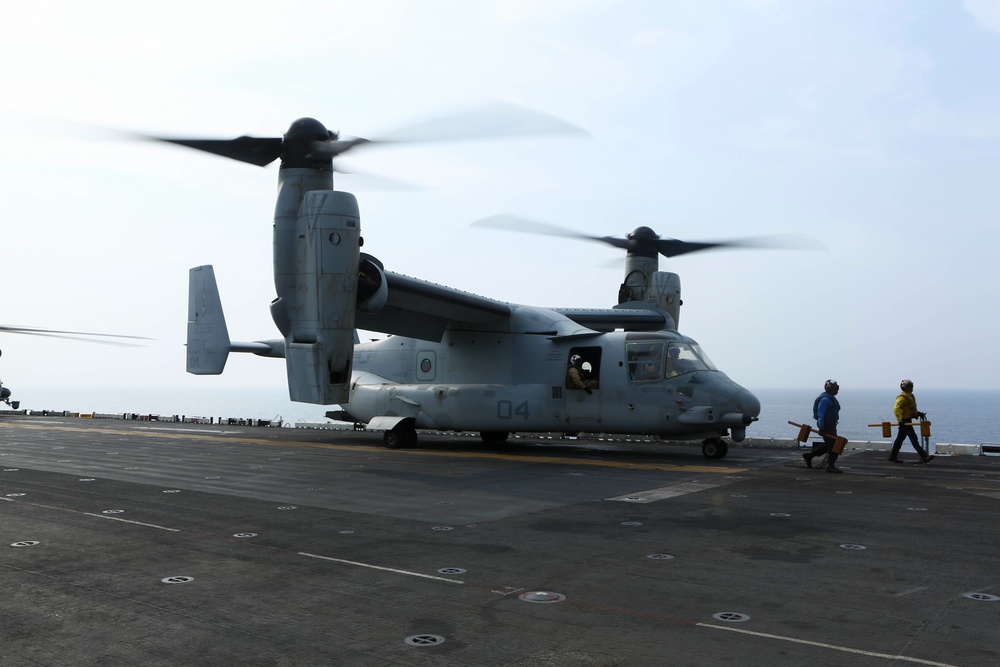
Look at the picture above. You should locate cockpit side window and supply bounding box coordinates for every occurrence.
[665,342,715,377]
[689,343,718,371]
[626,342,665,382]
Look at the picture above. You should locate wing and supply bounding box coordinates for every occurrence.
[355,271,672,341]
[355,271,513,340]
[551,307,670,332]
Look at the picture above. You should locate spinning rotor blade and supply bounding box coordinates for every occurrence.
[370,100,589,144]
[472,215,826,258]
[472,215,604,243]
[0,325,153,347]
[134,101,587,168]
[153,136,284,166]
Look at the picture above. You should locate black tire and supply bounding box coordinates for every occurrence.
[480,431,510,444]
[384,425,416,449]
[384,429,404,449]
[702,439,729,459]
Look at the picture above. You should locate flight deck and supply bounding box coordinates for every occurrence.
[2,416,998,666]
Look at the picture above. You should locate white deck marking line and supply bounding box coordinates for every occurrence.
[298,552,464,584]
[606,480,737,503]
[82,513,181,532]
[3,498,182,532]
[894,587,928,597]
[697,622,959,667]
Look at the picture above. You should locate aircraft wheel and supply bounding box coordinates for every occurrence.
[383,430,403,449]
[384,425,416,449]
[702,438,729,459]
[480,431,510,444]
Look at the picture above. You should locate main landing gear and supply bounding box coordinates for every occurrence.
[701,438,729,459]
[383,422,417,449]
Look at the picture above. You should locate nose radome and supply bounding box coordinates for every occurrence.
[737,386,761,418]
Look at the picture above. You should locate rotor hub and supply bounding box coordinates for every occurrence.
[627,226,661,258]
[282,118,335,172]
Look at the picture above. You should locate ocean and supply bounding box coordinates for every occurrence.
[8,385,1000,445]
[749,387,1000,446]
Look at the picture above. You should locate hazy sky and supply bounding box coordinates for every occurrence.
[2,0,999,400]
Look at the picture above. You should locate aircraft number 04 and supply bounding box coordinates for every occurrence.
[497,400,530,420]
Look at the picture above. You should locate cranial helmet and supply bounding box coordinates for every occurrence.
[900,379,913,391]
[570,354,582,367]
[824,379,839,394]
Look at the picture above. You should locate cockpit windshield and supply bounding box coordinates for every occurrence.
[626,340,717,382]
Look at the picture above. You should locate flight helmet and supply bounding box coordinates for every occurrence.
[824,379,839,395]
[900,379,913,392]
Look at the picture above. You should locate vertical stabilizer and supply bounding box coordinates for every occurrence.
[187,265,231,374]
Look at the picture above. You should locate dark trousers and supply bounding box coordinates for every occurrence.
[812,425,840,465]
[890,423,928,460]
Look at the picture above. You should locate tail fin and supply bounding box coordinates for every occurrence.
[187,265,231,374]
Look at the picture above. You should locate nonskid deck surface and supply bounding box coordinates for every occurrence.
[1,416,997,666]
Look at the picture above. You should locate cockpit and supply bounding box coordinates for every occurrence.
[626,338,716,382]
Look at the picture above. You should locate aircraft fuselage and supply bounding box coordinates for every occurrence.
[346,326,760,442]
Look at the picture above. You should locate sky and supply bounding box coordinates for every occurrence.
[2,0,1000,416]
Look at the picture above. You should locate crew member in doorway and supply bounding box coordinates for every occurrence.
[888,379,934,464]
[566,355,599,394]
[805,379,843,473]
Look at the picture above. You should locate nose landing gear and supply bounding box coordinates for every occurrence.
[702,438,729,459]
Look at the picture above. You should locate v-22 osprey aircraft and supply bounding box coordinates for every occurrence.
[167,109,772,458]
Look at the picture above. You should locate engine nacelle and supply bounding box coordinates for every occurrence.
[356,254,388,314]
[619,253,681,330]
[277,189,361,404]
[648,271,681,329]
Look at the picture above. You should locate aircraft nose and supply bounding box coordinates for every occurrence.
[737,386,761,419]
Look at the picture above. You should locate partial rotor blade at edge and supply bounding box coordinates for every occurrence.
[0,325,154,347]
